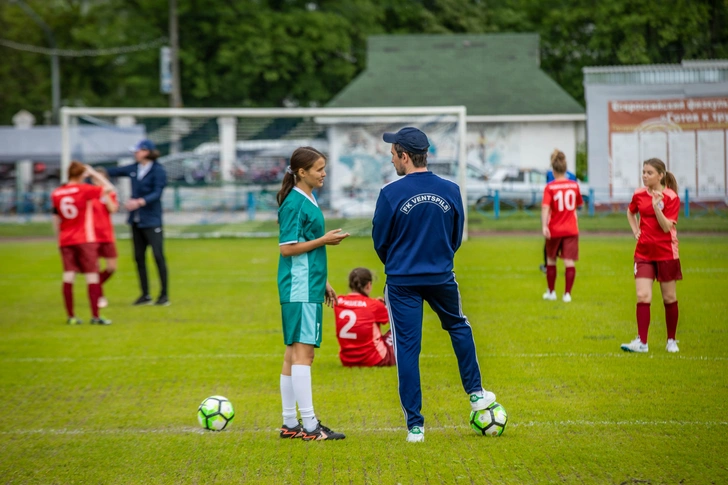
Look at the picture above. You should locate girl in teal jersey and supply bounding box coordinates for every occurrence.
[276,146,349,441]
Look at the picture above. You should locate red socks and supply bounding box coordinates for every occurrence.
[564,267,575,294]
[637,302,650,344]
[665,301,679,340]
[100,269,114,284]
[88,283,101,318]
[546,265,556,292]
[63,282,74,317]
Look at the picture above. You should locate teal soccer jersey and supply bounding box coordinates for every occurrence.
[277,188,327,303]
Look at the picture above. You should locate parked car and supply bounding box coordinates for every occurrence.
[157,152,220,185]
[428,161,590,207]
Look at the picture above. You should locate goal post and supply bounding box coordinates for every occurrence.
[60,106,470,239]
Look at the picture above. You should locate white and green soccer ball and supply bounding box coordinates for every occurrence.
[469,402,508,437]
[197,395,235,431]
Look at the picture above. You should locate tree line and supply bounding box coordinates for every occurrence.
[0,0,726,124]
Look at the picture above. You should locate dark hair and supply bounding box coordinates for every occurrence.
[550,149,567,175]
[68,160,85,180]
[348,267,373,295]
[394,143,428,168]
[145,149,161,161]
[644,158,678,192]
[276,146,326,206]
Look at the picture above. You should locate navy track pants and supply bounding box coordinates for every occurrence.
[385,275,483,430]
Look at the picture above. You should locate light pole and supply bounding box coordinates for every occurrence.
[11,0,60,124]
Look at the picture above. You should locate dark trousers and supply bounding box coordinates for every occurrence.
[385,275,483,430]
[131,224,168,298]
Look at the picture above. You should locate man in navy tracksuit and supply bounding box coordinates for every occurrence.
[106,139,169,306]
[372,127,496,443]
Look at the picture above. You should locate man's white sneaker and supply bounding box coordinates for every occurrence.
[666,339,680,353]
[621,337,648,353]
[406,426,424,442]
[469,390,496,411]
[542,290,556,301]
[562,293,572,303]
[98,296,108,309]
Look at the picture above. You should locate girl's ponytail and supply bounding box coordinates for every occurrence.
[664,171,679,193]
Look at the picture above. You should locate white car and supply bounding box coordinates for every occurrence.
[428,162,590,207]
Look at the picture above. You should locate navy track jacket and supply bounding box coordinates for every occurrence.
[106,162,167,228]
[372,171,464,286]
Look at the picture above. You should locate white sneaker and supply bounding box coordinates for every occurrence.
[469,390,496,411]
[562,293,572,303]
[406,426,424,442]
[542,290,556,301]
[666,339,680,353]
[621,337,648,353]
[98,296,108,309]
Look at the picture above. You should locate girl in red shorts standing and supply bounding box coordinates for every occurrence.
[541,149,583,302]
[90,167,119,309]
[334,268,395,367]
[621,158,682,353]
[51,161,115,325]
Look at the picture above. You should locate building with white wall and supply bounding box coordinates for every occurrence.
[583,60,728,201]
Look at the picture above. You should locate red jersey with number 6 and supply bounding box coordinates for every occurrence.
[628,187,679,261]
[334,294,390,367]
[542,179,583,237]
[92,192,117,243]
[51,183,103,247]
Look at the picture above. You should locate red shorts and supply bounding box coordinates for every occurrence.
[634,258,683,282]
[545,235,579,261]
[97,242,118,258]
[376,330,396,367]
[60,243,99,273]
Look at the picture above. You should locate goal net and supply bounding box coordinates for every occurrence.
[60,107,469,239]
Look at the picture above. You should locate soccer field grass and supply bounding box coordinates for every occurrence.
[1,235,727,484]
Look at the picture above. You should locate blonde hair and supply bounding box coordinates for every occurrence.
[550,149,567,175]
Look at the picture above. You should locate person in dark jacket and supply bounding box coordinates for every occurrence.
[105,139,169,306]
[372,127,497,443]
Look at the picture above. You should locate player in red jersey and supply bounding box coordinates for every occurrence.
[621,158,682,354]
[541,149,583,302]
[90,167,119,309]
[334,268,395,367]
[51,161,115,325]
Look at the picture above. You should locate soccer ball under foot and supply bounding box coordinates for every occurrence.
[470,402,508,437]
[197,395,235,431]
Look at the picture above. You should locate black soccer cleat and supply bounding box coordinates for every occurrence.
[90,317,112,325]
[279,422,305,439]
[301,422,345,441]
[133,295,153,306]
[155,295,170,306]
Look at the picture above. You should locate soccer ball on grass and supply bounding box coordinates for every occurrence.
[469,402,508,437]
[197,395,235,431]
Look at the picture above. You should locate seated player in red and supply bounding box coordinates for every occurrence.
[541,149,583,302]
[51,161,115,325]
[90,167,119,309]
[334,268,395,367]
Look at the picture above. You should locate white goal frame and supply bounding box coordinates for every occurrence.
[60,106,470,238]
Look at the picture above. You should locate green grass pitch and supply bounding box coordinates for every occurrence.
[1,235,727,484]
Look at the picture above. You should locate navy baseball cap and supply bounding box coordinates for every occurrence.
[383,127,430,154]
[132,139,156,151]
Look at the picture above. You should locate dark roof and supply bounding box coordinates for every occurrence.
[327,33,583,116]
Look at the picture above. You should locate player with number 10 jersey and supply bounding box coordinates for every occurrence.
[541,150,583,302]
